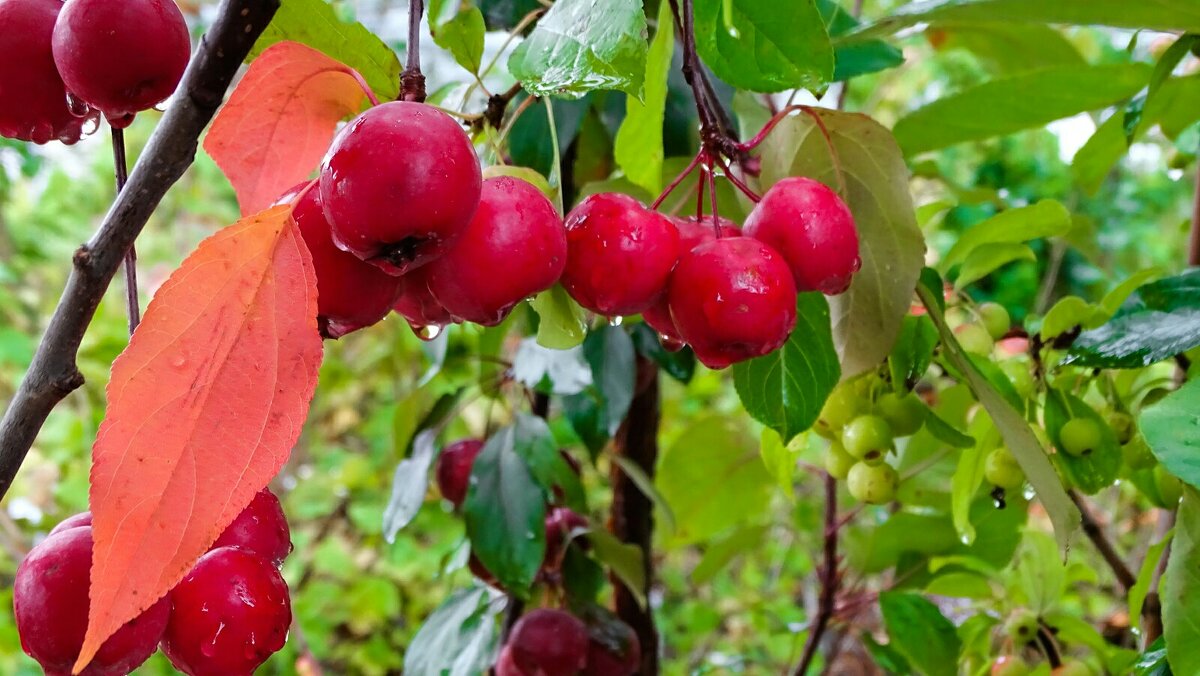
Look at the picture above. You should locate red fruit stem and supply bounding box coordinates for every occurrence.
[710,153,761,203]
[0,0,282,502]
[791,473,840,676]
[650,150,703,210]
[111,128,140,335]
[694,159,706,220]
[737,105,849,198]
[402,0,426,102]
[706,160,720,235]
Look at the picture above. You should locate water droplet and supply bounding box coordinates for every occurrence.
[65,93,90,118]
[407,322,443,341]
[201,623,226,657]
[80,116,100,136]
[660,335,685,352]
[170,354,187,369]
[608,315,624,327]
[727,26,741,39]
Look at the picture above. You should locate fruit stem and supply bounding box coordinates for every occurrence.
[111,128,140,336]
[792,473,840,676]
[695,160,707,220]
[710,153,761,203]
[706,157,721,234]
[402,0,427,102]
[650,150,703,210]
[738,105,849,198]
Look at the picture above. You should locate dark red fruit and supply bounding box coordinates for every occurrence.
[584,618,641,676]
[494,644,524,676]
[668,237,798,369]
[292,187,403,338]
[51,0,190,124]
[320,101,482,275]
[561,193,681,316]
[425,176,566,326]
[392,266,455,334]
[48,511,92,536]
[743,177,860,295]
[543,507,588,569]
[643,215,741,341]
[467,552,501,589]
[0,0,97,144]
[435,438,485,507]
[162,547,291,676]
[210,489,292,566]
[507,609,589,676]
[14,527,170,676]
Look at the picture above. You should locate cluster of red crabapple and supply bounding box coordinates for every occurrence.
[15,490,293,675]
[436,439,641,675]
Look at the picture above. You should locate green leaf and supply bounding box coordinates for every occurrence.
[917,280,1079,554]
[757,109,925,378]
[509,97,590,179]
[478,0,543,30]
[531,285,588,349]
[1124,35,1199,144]
[889,314,939,391]
[587,529,647,608]
[924,571,993,599]
[508,0,648,99]
[433,6,487,74]
[511,413,587,511]
[1131,531,1173,632]
[693,0,834,93]
[954,242,1035,290]
[759,428,795,493]
[893,64,1151,155]
[1068,270,1200,369]
[925,22,1083,75]
[463,427,548,594]
[942,200,1070,270]
[816,0,904,81]
[614,0,673,195]
[845,1,1200,42]
[691,525,769,584]
[658,417,772,544]
[404,588,499,676]
[1136,637,1171,676]
[733,293,840,442]
[1165,487,1200,674]
[1040,296,1105,340]
[928,411,975,449]
[951,411,996,544]
[1142,378,1200,490]
[1100,268,1167,317]
[382,429,438,542]
[611,454,678,534]
[1044,389,1121,494]
[582,325,636,436]
[1016,530,1067,613]
[1071,111,1129,195]
[249,0,402,100]
[879,591,962,676]
[630,322,696,384]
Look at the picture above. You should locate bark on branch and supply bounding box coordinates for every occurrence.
[0,0,280,500]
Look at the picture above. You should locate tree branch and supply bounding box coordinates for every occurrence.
[792,474,839,675]
[1069,490,1136,591]
[610,356,660,675]
[110,128,140,335]
[0,0,281,501]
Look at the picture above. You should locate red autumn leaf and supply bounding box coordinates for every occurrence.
[74,206,323,672]
[204,40,372,216]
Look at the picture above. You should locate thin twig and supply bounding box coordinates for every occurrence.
[1069,490,1136,591]
[402,0,427,102]
[0,0,281,501]
[1190,140,1200,266]
[792,474,839,675]
[111,128,139,335]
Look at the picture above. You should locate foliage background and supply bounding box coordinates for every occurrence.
[0,0,1195,673]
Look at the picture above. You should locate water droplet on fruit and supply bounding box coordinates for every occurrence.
[81,117,100,136]
[65,93,90,118]
[407,321,443,341]
[608,315,624,327]
[660,335,685,352]
[201,623,226,657]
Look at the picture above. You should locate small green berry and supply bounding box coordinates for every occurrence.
[1059,418,1102,457]
[1003,609,1039,644]
[824,441,857,480]
[1000,359,1035,398]
[992,656,1031,676]
[955,323,995,355]
[847,461,898,504]
[978,302,1011,340]
[876,392,926,437]
[985,446,1024,490]
[1122,435,1156,470]
[816,384,866,438]
[841,415,894,459]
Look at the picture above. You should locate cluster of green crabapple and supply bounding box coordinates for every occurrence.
[15,490,294,675]
[435,439,640,675]
[989,610,1097,675]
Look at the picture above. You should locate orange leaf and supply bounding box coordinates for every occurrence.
[204,40,371,216]
[74,206,323,673]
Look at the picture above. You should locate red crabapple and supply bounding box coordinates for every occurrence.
[425,176,566,326]
[162,547,291,676]
[643,215,740,342]
[667,237,798,369]
[392,266,456,333]
[494,644,524,676]
[743,177,860,295]
[507,609,589,676]
[292,187,403,338]
[0,0,98,144]
[14,526,170,676]
[561,193,681,316]
[543,507,588,569]
[435,438,485,507]
[210,489,292,566]
[48,511,92,536]
[583,618,641,676]
[51,0,190,124]
[320,101,482,275]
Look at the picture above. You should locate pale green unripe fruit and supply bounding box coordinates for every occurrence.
[824,441,857,479]
[1059,418,1102,457]
[876,392,926,437]
[841,415,894,459]
[955,323,995,355]
[985,446,1024,490]
[847,461,898,504]
[978,302,1011,340]
[815,384,866,438]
